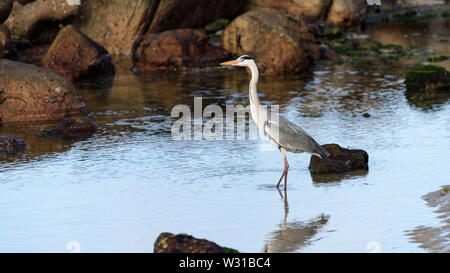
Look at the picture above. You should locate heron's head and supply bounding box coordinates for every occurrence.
[220,55,254,67]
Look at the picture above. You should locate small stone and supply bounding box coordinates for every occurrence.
[362,113,371,118]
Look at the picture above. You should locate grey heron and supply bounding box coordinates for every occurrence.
[220,55,329,189]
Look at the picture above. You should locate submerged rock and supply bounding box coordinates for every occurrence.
[309,144,369,174]
[222,10,319,75]
[0,59,87,123]
[56,116,97,138]
[405,65,450,93]
[0,0,12,23]
[42,25,115,82]
[0,135,26,156]
[154,232,237,253]
[134,29,228,72]
[3,0,79,39]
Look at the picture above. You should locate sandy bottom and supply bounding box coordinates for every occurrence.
[406,186,450,253]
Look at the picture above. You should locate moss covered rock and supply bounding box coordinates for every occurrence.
[405,65,450,93]
[309,144,369,174]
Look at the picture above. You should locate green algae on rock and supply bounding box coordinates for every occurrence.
[405,65,450,93]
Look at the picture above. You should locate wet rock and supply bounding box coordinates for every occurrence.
[56,116,97,138]
[405,65,450,93]
[0,24,10,57]
[319,45,341,61]
[0,0,12,23]
[3,0,79,39]
[134,29,228,72]
[42,25,115,82]
[427,55,449,62]
[73,0,158,56]
[35,127,60,138]
[154,232,237,253]
[326,0,366,29]
[309,144,369,174]
[204,18,230,34]
[0,135,26,156]
[222,10,319,75]
[243,0,332,20]
[405,186,450,253]
[147,0,244,34]
[0,59,87,123]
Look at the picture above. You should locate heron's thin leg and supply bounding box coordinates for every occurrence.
[276,149,289,188]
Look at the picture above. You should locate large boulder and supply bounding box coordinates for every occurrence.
[3,0,79,39]
[309,144,369,174]
[42,25,115,82]
[243,0,332,20]
[326,0,366,29]
[222,10,319,75]
[0,59,87,123]
[73,0,159,56]
[0,0,12,23]
[147,0,244,33]
[134,28,228,72]
[73,0,244,56]
[154,232,238,253]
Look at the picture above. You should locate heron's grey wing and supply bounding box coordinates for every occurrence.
[264,116,329,158]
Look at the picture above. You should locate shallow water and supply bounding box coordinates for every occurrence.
[1,21,449,253]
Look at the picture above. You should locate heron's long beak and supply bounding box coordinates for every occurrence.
[220,60,239,66]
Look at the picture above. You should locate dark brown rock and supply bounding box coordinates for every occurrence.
[16,0,35,4]
[42,25,115,82]
[309,144,369,174]
[243,0,332,20]
[134,28,228,72]
[222,10,319,75]
[0,135,26,156]
[0,0,12,23]
[0,24,10,57]
[0,59,87,123]
[3,0,79,39]
[147,0,244,33]
[154,232,225,253]
[56,116,98,138]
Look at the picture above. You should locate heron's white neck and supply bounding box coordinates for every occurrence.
[247,61,260,121]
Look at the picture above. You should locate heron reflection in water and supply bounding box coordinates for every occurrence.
[221,56,328,189]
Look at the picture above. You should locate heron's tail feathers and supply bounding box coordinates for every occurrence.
[314,145,329,159]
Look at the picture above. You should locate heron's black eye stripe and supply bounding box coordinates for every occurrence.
[239,55,253,60]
